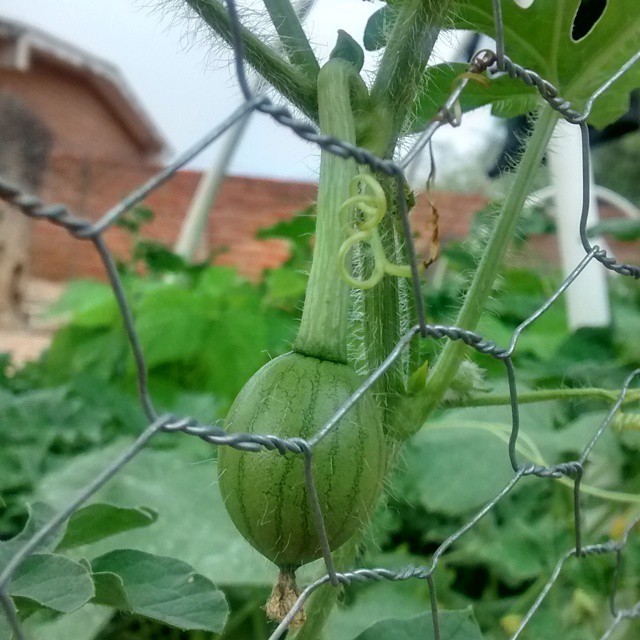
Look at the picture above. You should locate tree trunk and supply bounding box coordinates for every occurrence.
[0,93,52,327]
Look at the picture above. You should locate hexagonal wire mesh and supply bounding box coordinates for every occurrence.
[0,1,639,638]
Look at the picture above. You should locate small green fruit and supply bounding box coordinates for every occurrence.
[218,351,386,568]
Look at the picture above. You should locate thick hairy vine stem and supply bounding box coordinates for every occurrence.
[262,0,319,78]
[414,105,560,426]
[368,0,454,152]
[183,0,318,119]
[294,59,361,363]
[446,387,640,409]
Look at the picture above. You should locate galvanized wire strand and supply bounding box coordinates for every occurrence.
[513,517,640,640]
[580,369,640,467]
[0,418,167,594]
[93,234,156,421]
[303,451,339,586]
[399,49,496,170]
[610,513,640,618]
[269,469,527,640]
[308,325,420,447]
[489,0,640,127]
[488,3,640,279]
[426,575,440,640]
[83,101,262,238]
[580,49,640,124]
[219,0,431,333]
[0,178,90,235]
[1,0,640,638]
[578,122,640,279]
[506,248,599,356]
[0,588,26,640]
[0,417,171,639]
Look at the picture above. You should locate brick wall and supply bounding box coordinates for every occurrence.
[1,60,149,163]
[31,155,494,282]
[34,155,316,281]
[29,154,636,283]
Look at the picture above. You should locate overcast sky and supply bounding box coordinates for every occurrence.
[0,0,497,183]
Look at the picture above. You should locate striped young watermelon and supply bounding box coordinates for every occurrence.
[218,351,386,568]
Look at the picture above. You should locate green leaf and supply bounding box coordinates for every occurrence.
[412,63,538,131]
[35,440,280,586]
[326,579,433,640]
[58,503,158,550]
[264,268,307,310]
[354,607,485,640]
[91,570,130,609]
[44,326,127,383]
[403,421,514,516]
[454,0,640,128]
[330,30,365,73]
[25,605,111,640]
[461,516,558,585]
[8,553,94,613]
[0,503,65,565]
[256,210,315,242]
[613,302,640,365]
[44,280,118,328]
[363,5,397,52]
[167,391,223,425]
[587,218,640,241]
[0,385,115,449]
[133,285,210,368]
[0,611,9,640]
[133,240,191,274]
[90,549,228,632]
[115,206,154,233]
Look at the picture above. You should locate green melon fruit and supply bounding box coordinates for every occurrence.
[218,351,386,568]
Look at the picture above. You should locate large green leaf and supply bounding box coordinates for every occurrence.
[354,607,485,640]
[402,420,515,516]
[0,385,117,450]
[449,0,640,128]
[0,503,65,565]
[8,553,94,613]
[44,280,118,328]
[133,285,211,368]
[400,398,580,517]
[412,63,539,130]
[326,579,433,640]
[35,440,280,586]
[0,604,110,640]
[58,503,158,550]
[0,612,9,640]
[458,513,561,585]
[91,549,229,632]
[26,605,111,640]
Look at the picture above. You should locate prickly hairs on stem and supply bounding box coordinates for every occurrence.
[217,58,386,629]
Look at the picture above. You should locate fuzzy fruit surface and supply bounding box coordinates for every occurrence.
[218,351,386,568]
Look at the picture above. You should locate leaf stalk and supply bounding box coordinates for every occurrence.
[416,105,560,424]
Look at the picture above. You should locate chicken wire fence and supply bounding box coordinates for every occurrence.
[1,0,640,638]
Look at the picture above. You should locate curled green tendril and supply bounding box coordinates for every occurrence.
[339,174,387,231]
[338,174,413,289]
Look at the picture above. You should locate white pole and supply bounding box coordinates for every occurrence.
[174,0,318,262]
[174,115,251,260]
[548,118,611,330]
